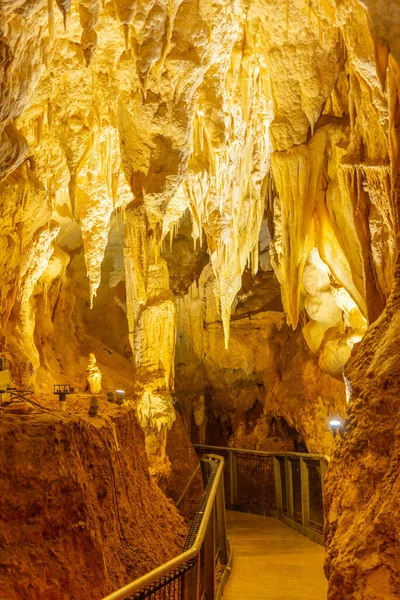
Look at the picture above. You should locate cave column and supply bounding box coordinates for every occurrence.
[124,200,177,478]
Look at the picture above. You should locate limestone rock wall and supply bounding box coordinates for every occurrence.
[0,403,187,599]
[2,0,400,596]
[324,273,400,599]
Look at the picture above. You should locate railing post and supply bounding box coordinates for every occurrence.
[183,558,200,600]
[216,478,228,564]
[284,457,294,521]
[204,506,215,599]
[229,450,238,508]
[300,458,310,529]
[273,457,283,515]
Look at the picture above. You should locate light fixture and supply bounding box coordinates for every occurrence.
[116,390,125,405]
[329,418,343,438]
[54,384,71,412]
[107,392,115,403]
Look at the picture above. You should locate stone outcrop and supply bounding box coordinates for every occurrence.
[324,273,400,599]
[1,0,400,597]
[0,402,186,600]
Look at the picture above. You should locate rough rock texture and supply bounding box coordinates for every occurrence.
[324,274,400,599]
[175,260,346,455]
[0,400,187,600]
[162,412,204,523]
[1,0,400,596]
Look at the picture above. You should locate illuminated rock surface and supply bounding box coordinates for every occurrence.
[1,0,400,597]
[0,398,186,599]
[86,352,102,393]
[324,276,400,599]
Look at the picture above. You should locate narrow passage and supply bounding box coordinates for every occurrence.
[223,511,327,600]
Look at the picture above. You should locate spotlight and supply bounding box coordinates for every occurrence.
[329,418,343,438]
[54,384,71,412]
[116,390,125,406]
[107,392,115,403]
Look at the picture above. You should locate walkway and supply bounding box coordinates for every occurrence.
[223,511,327,600]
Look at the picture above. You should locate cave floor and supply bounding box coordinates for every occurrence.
[223,511,327,600]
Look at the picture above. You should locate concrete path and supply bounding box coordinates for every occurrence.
[223,511,327,600]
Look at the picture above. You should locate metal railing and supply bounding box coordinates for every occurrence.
[102,454,230,600]
[194,445,329,545]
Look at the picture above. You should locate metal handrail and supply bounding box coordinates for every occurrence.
[103,445,329,599]
[102,454,227,600]
[193,443,330,463]
[194,444,329,545]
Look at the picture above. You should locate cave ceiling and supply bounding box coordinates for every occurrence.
[0,0,398,389]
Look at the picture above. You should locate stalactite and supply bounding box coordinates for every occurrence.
[47,0,54,44]
[55,0,71,30]
[124,23,129,51]
[286,0,289,34]
[17,222,60,339]
[124,201,149,306]
[271,127,328,327]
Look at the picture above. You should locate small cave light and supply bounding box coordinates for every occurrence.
[329,418,343,438]
[53,384,71,412]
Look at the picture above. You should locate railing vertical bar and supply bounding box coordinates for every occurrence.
[273,457,283,515]
[284,457,294,521]
[229,450,238,508]
[183,561,197,600]
[215,478,228,565]
[300,458,310,529]
[203,506,215,600]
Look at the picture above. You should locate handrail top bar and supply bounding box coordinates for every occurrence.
[101,454,225,600]
[193,444,330,463]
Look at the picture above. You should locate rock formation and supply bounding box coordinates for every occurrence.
[0,401,187,600]
[86,352,102,393]
[1,0,400,597]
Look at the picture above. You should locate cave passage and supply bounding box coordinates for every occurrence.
[223,512,326,600]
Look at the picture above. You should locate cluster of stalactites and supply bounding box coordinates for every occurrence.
[173,39,273,349]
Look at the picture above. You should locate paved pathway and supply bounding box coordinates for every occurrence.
[223,511,327,600]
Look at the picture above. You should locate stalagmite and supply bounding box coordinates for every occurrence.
[86,352,102,393]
